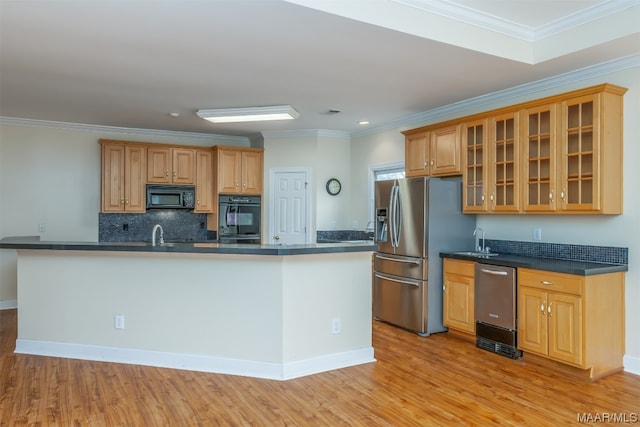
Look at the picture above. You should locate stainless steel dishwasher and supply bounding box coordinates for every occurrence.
[475,263,522,359]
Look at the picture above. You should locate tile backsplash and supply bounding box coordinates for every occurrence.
[317,230,374,242]
[485,239,628,265]
[99,211,213,242]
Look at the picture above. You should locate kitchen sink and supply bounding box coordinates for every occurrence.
[453,251,500,258]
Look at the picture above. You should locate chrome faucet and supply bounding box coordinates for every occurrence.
[473,227,485,253]
[152,224,164,246]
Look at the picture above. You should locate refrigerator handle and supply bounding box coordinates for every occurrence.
[375,254,420,265]
[375,273,420,287]
[394,185,401,247]
[388,184,396,247]
[391,183,401,248]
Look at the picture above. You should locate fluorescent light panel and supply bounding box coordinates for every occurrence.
[197,105,299,123]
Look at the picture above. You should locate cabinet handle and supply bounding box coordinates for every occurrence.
[124,198,129,205]
[423,160,427,168]
[548,303,552,316]
[120,198,125,205]
[540,303,545,313]
[540,280,554,286]
[430,159,434,166]
[165,171,169,176]
[549,190,553,202]
[197,199,200,206]
[560,189,566,201]
[173,171,177,177]
[481,194,485,202]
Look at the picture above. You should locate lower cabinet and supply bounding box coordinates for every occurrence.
[443,259,476,335]
[518,268,625,380]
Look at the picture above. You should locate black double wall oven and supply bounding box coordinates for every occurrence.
[218,195,261,243]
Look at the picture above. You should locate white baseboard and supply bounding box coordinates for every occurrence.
[0,299,17,310]
[624,354,640,376]
[14,339,375,380]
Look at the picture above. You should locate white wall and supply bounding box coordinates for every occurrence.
[262,131,352,240]
[15,250,374,379]
[348,66,640,367]
[0,122,244,304]
[350,128,406,226]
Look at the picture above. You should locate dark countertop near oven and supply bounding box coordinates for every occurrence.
[440,251,627,276]
[0,236,375,256]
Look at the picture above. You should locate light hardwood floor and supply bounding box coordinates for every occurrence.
[1,308,638,426]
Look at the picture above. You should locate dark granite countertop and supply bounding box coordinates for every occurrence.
[0,236,375,256]
[440,251,627,276]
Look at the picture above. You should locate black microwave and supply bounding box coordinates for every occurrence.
[146,185,195,209]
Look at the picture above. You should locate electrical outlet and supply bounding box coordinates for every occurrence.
[332,318,341,334]
[533,227,542,241]
[114,314,125,329]
[38,223,46,233]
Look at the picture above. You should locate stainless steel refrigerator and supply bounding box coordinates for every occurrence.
[373,177,475,336]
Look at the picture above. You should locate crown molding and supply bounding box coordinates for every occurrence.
[393,0,638,42]
[351,53,640,139]
[535,0,639,40]
[0,116,250,145]
[393,0,533,40]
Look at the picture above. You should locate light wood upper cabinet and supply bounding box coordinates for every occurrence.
[442,259,476,335]
[558,90,623,213]
[147,147,195,184]
[462,119,489,212]
[194,149,214,213]
[522,104,558,212]
[430,124,462,175]
[488,112,519,212]
[213,146,264,195]
[520,86,625,214]
[517,268,625,380]
[241,150,264,194]
[100,141,146,213]
[405,132,429,177]
[406,83,627,215]
[404,125,461,177]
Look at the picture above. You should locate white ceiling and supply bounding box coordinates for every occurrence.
[0,0,638,139]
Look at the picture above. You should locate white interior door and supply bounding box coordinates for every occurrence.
[271,170,309,244]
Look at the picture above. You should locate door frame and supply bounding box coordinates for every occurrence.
[268,167,312,244]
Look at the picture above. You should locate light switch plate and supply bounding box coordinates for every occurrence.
[533,227,542,241]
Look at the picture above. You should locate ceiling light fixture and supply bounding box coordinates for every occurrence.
[358,120,370,125]
[196,105,299,124]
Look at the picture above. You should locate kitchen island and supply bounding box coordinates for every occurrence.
[0,237,375,380]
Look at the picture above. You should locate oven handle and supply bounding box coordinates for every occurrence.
[479,268,508,276]
[375,273,420,287]
[375,254,420,265]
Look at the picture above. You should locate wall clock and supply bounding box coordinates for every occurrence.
[326,178,342,196]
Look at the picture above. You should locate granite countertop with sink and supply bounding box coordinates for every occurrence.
[440,239,628,276]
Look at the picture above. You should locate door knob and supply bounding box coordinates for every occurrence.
[274,235,280,241]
